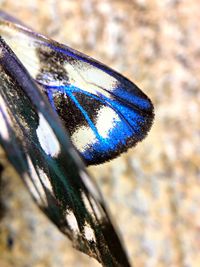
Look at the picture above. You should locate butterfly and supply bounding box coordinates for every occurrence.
[0,11,154,267]
[0,12,154,166]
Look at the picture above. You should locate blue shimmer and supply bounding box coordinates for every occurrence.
[67,91,106,145]
[82,119,132,157]
[46,85,145,130]
[46,84,144,133]
[114,85,152,110]
[45,83,146,162]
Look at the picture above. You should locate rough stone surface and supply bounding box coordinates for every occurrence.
[0,1,200,267]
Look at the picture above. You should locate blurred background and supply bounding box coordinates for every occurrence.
[0,0,199,267]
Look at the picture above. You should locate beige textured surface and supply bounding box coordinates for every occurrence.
[0,1,200,267]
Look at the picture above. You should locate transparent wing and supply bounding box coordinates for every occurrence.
[0,36,131,267]
[0,18,154,165]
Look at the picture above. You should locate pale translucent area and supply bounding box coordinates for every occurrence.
[0,1,200,267]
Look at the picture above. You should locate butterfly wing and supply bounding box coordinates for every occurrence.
[0,36,131,267]
[0,19,154,165]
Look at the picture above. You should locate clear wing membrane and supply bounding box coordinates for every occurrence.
[0,18,154,165]
[0,36,131,267]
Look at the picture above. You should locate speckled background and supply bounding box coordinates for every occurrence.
[0,1,200,267]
